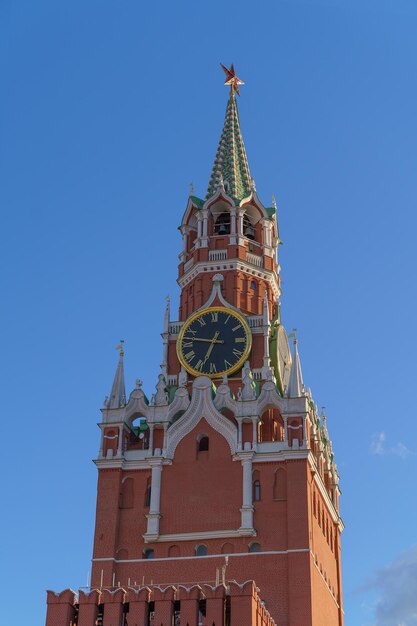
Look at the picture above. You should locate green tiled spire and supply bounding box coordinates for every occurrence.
[206,92,252,204]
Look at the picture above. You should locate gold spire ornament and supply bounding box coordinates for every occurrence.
[220,63,245,96]
[116,340,125,356]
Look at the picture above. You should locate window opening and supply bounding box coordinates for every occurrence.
[248,542,261,553]
[198,435,209,452]
[195,544,207,557]
[143,548,154,559]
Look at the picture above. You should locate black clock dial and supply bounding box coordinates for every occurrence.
[177,307,252,378]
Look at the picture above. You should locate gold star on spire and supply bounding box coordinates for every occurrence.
[220,63,245,96]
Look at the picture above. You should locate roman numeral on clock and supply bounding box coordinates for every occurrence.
[233,348,243,358]
[194,359,204,371]
[184,350,195,361]
[182,341,193,348]
[211,312,218,322]
[235,337,245,343]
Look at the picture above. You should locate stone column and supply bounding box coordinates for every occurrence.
[237,207,245,239]
[148,424,154,454]
[162,422,168,455]
[230,207,237,244]
[236,417,243,451]
[239,450,254,532]
[201,208,209,247]
[145,457,163,540]
[252,417,258,450]
[196,212,203,248]
[116,424,123,457]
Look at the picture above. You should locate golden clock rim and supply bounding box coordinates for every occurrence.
[176,306,252,379]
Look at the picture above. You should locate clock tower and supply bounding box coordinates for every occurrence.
[45,66,344,626]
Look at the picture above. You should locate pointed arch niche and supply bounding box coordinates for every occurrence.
[273,467,287,501]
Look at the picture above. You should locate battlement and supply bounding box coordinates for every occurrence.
[45,579,276,626]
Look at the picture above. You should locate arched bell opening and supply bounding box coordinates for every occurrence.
[128,416,149,450]
[259,407,285,443]
[288,418,303,448]
[102,428,118,458]
[243,214,256,240]
[241,204,263,244]
[214,211,231,235]
[185,211,198,253]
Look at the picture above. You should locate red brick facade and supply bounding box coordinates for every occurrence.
[45,84,343,626]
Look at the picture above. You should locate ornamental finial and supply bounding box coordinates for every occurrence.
[220,63,245,97]
[116,339,125,356]
[288,329,297,345]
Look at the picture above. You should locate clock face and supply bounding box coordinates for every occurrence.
[177,306,252,378]
[276,325,292,395]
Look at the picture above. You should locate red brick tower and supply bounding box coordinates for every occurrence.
[46,66,344,626]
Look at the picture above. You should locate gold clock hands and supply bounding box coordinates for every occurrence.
[203,331,220,363]
[184,336,224,344]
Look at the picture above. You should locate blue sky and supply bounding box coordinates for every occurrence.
[1,1,417,624]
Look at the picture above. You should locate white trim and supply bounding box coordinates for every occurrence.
[144,528,256,544]
[251,449,309,463]
[310,551,341,609]
[308,452,344,530]
[178,259,280,301]
[165,376,237,458]
[92,547,310,564]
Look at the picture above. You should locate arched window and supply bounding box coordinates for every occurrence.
[252,470,261,502]
[198,435,209,452]
[143,548,154,560]
[195,544,207,557]
[144,476,151,508]
[248,542,261,553]
[214,212,231,235]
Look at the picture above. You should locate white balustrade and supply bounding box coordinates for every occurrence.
[168,321,183,335]
[209,250,227,261]
[247,252,263,267]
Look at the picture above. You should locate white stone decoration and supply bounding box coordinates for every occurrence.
[165,376,237,458]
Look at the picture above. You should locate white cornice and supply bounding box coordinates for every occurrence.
[92,548,310,564]
[308,452,344,531]
[178,259,280,300]
[144,528,256,544]
[251,449,310,463]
